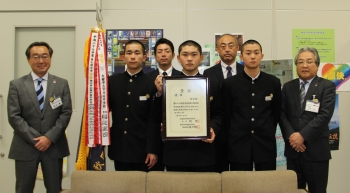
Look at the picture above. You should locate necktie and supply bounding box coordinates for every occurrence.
[36,78,44,111]
[162,71,168,76]
[300,81,307,107]
[226,66,232,78]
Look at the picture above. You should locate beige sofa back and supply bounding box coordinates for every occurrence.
[62,170,298,193]
[64,170,146,193]
[147,171,221,193]
[221,170,298,193]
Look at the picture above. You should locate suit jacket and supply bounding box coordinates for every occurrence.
[8,73,72,161]
[147,67,182,80]
[203,61,244,83]
[203,62,244,144]
[280,76,335,161]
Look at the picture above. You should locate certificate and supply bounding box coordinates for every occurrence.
[161,76,210,140]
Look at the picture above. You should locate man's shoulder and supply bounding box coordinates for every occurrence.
[147,69,159,75]
[49,74,67,82]
[283,78,299,88]
[317,77,335,86]
[204,64,221,74]
[172,67,182,75]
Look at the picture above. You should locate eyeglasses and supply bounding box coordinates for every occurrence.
[297,61,315,66]
[31,55,50,61]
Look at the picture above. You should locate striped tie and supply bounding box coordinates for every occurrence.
[36,78,44,111]
[300,81,307,107]
[226,66,232,78]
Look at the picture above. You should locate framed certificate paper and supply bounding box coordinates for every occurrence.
[161,76,210,140]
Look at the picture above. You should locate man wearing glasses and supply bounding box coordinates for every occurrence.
[280,47,335,193]
[7,42,72,193]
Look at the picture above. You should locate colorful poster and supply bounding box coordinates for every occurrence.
[106,29,163,75]
[292,29,335,63]
[329,94,339,150]
[317,63,350,91]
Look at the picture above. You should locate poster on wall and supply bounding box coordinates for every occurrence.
[198,48,211,74]
[106,29,163,75]
[317,63,350,91]
[260,59,294,85]
[329,94,339,150]
[292,29,335,63]
[276,126,286,166]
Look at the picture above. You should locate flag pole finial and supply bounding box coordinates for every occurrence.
[94,3,103,32]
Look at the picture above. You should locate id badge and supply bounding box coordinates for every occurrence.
[50,97,63,109]
[305,100,320,113]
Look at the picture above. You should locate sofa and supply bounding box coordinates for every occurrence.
[62,170,307,193]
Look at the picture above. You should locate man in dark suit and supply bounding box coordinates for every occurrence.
[280,47,335,193]
[154,40,223,172]
[148,38,182,80]
[7,42,72,193]
[147,38,181,171]
[108,40,159,171]
[222,39,281,171]
[203,34,243,172]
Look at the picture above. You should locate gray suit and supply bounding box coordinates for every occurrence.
[8,73,72,193]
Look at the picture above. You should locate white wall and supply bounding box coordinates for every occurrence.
[0,0,349,192]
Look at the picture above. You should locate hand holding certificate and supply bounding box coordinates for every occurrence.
[161,76,210,140]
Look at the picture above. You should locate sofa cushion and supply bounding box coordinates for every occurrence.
[68,170,146,193]
[147,171,221,193]
[221,170,298,193]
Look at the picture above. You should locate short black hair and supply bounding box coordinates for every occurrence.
[241,39,262,53]
[178,40,202,55]
[124,40,146,55]
[25,42,53,59]
[154,38,174,55]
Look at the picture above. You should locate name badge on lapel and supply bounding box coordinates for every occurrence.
[50,96,63,109]
[305,95,320,113]
[139,94,150,101]
[265,93,273,101]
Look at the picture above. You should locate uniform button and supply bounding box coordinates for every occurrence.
[251,130,254,134]
[125,118,128,121]
[252,81,254,84]
[252,93,255,96]
[124,131,127,134]
[135,75,137,77]
[251,118,255,121]
[129,79,133,82]
[127,92,131,95]
[252,106,255,109]
[126,105,129,108]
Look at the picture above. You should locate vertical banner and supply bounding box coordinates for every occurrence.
[76,5,110,170]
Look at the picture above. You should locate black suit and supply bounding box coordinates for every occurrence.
[203,62,243,172]
[147,67,182,80]
[147,67,181,171]
[108,71,159,171]
[280,76,335,192]
[222,71,281,171]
